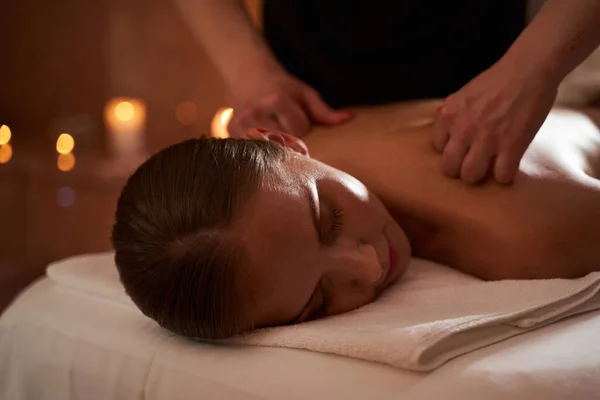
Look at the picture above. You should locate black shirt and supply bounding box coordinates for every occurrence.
[263,1,526,108]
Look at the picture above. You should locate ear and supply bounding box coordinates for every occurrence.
[247,128,310,157]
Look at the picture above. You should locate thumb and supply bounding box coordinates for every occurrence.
[301,89,353,125]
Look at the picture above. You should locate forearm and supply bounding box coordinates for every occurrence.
[503,0,600,83]
[174,0,284,88]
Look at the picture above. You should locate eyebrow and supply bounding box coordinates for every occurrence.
[290,187,321,324]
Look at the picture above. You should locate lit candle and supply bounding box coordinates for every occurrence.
[211,108,233,138]
[104,98,146,157]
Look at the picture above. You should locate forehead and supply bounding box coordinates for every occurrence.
[235,166,319,325]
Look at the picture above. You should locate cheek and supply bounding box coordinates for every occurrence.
[328,286,377,316]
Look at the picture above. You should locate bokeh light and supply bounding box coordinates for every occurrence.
[115,101,135,122]
[57,153,76,172]
[0,143,13,164]
[175,101,198,125]
[57,187,76,208]
[56,133,75,154]
[0,125,11,145]
[211,108,234,138]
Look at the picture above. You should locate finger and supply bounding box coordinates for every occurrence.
[232,119,280,138]
[483,155,498,182]
[441,136,470,178]
[251,129,310,156]
[229,112,281,138]
[226,112,251,138]
[432,113,450,153]
[268,131,310,156]
[494,151,522,184]
[301,89,353,125]
[432,102,457,152]
[246,128,268,141]
[292,137,310,156]
[460,136,496,184]
[274,98,311,136]
[226,119,248,138]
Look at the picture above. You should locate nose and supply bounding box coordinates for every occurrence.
[357,243,385,284]
[324,241,386,316]
[331,241,383,286]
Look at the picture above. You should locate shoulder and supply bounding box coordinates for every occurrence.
[433,181,600,281]
[485,189,600,280]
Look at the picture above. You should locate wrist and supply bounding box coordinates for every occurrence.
[501,42,565,88]
[225,59,290,101]
[223,55,287,91]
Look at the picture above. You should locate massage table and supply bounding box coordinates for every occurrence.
[1,253,599,400]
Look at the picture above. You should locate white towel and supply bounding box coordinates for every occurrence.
[46,254,600,372]
[227,259,600,372]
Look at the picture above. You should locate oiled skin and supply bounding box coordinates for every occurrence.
[304,101,600,280]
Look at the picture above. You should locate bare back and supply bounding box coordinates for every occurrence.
[304,101,600,280]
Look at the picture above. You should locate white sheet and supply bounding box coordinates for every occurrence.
[1,253,600,400]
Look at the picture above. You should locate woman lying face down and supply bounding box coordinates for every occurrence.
[112,135,411,340]
[113,101,600,340]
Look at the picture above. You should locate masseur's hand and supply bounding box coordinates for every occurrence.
[247,127,310,156]
[227,70,353,138]
[432,58,559,184]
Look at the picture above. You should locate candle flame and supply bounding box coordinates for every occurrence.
[0,143,12,164]
[220,108,233,125]
[115,101,135,122]
[56,133,75,154]
[0,125,11,145]
[211,108,234,138]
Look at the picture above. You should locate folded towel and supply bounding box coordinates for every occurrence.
[227,258,600,372]
[46,254,600,372]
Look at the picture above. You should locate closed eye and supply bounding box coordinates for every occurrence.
[322,202,344,246]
